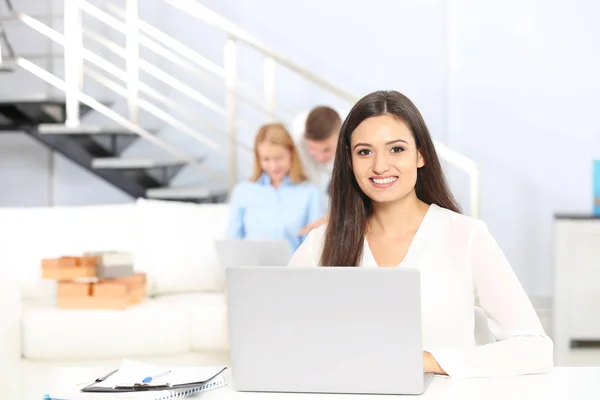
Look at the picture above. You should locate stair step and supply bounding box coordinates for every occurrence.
[39,124,138,135]
[92,158,186,169]
[146,187,227,200]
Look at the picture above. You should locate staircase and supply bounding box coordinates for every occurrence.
[0,0,480,214]
[0,97,224,202]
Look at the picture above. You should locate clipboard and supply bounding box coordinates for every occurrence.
[81,366,228,392]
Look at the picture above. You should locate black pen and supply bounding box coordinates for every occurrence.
[95,369,118,383]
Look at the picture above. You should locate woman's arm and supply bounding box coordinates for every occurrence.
[428,221,553,379]
[298,185,326,236]
[226,185,246,238]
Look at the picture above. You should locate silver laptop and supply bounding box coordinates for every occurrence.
[226,266,434,395]
[214,239,292,269]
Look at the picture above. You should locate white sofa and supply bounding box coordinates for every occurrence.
[0,199,232,399]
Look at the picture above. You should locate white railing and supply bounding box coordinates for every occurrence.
[163,0,480,216]
[15,57,223,180]
[3,0,479,217]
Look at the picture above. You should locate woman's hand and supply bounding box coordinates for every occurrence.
[423,351,447,375]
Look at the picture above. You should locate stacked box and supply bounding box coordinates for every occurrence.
[41,253,146,309]
[85,251,135,279]
[41,256,97,280]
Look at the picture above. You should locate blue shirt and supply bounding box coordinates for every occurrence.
[227,174,324,251]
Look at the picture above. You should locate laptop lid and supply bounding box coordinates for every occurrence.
[226,266,427,395]
[214,239,292,269]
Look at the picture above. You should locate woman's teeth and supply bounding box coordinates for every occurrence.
[371,177,398,184]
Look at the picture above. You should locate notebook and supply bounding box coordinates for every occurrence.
[43,373,227,400]
[81,361,227,392]
[42,360,228,400]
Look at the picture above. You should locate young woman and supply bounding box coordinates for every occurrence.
[289,91,553,379]
[228,123,324,251]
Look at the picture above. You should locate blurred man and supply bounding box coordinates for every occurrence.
[291,106,345,235]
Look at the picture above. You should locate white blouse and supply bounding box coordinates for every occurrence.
[288,204,553,379]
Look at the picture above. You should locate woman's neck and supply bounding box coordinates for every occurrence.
[271,178,283,188]
[367,193,429,237]
[266,173,285,188]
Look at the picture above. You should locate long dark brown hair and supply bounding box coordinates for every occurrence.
[320,90,461,267]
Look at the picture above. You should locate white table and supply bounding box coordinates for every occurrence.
[43,367,600,400]
[202,367,600,400]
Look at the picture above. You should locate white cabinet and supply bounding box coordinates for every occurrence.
[554,217,600,362]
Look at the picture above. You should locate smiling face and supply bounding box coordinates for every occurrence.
[257,141,292,185]
[350,114,425,205]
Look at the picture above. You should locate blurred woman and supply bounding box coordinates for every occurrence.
[227,123,324,251]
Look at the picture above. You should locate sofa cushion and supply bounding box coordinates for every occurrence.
[134,199,229,294]
[155,293,229,352]
[22,299,191,360]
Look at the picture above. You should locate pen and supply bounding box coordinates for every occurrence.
[142,370,170,383]
[96,369,118,382]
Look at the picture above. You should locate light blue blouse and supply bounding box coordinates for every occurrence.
[227,173,324,251]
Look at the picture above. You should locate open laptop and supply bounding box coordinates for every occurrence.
[226,266,434,395]
[214,239,292,269]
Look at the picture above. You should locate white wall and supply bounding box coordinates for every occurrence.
[446,0,600,297]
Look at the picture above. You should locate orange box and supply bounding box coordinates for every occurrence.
[56,272,147,309]
[110,273,146,287]
[42,256,97,280]
[57,282,93,297]
[58,296,129,310]
[42,256,96,268]
[105,273,147,302]
[116,273,146,303]
[130,285,145,304]
[94,282,128,297]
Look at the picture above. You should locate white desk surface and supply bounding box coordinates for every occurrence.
[47,366,600,400]
[203,367,600,400]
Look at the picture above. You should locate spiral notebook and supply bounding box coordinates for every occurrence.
[43,369,228,400]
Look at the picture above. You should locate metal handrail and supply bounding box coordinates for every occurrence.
[89,1,297,119]
[15,57,226,181]
[0,25,15,61]
[1,0,13,12]
[70,3,229,117]
[83,65,254,155]
[16,12,228,151]
[0,0,15,61]
[164,0,357,104]
[80,28,252,154]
